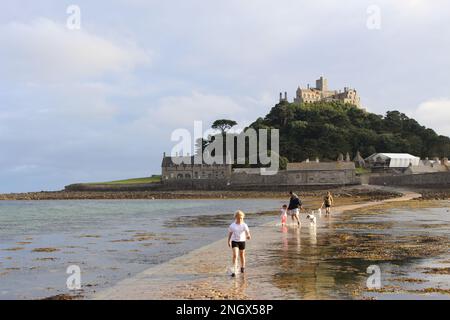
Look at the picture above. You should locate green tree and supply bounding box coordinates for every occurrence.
[247,100,450,161]
[211,119,237,135]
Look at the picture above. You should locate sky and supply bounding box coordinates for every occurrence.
[1,0,450,193]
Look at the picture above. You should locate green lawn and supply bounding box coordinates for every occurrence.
[86,176,161,185]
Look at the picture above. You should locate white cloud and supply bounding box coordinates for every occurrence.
[0,18,151,82]
[2,1,450,192]
[413,99,450,136]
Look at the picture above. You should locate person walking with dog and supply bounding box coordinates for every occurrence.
[288,191,303,226]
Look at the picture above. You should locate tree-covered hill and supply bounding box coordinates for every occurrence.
[249,101,450,162]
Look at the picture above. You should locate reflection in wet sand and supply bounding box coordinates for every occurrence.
[94,193,450,300]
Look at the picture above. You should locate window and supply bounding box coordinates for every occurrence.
[177,174,183,179]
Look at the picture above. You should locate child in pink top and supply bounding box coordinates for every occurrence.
[280,204,288,226]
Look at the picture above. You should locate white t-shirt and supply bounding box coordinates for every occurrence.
[280,208,287,217]
[228,222,250,242]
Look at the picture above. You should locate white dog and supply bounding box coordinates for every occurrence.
[306,213,316,225]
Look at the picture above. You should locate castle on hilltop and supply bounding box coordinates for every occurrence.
[279,76,362,108]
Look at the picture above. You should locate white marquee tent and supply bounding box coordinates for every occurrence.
[365,153,420,168]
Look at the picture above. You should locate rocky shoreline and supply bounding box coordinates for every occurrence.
[0,187,402,201]
[416,188,450,200]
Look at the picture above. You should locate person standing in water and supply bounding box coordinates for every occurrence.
[227,210,251,277]
[280,204,288,227]
[288,191,303,226]
[321,191,334,215]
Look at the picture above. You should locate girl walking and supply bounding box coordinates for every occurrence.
[227,210,251,277]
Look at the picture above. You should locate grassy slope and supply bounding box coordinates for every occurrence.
[85,176,161,185]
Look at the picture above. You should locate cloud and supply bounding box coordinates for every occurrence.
[413,99,450,136]
[2,1,450,192]
[0,18,151,82]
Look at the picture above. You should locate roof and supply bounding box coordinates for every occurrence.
[233,168,261,174]
[406,165,448,174]
[161,156,194,166]
[161,156,231,167]
[287,161,355,171]
[366,153,420,160]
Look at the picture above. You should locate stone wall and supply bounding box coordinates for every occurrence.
[66,169,360,192]
[231,169,359,187]
[369,172,450,187]
[162,164,232,181]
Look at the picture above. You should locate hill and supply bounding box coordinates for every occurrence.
[249,101,450,162]
[84,176,161,185]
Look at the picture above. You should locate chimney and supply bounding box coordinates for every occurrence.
[284,92,287,101]
[279,92,282,102]
[315,157,320,163]
[305,158,310,163]
[163,152,166,158]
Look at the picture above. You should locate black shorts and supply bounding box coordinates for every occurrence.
[325,204,331,208]
[231,241,246,250]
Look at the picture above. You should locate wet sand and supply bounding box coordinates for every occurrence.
[94,188,445,300]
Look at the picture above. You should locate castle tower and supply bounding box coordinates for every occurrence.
[279,91,288,103]
[316,76,328,91]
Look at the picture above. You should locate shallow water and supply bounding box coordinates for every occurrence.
[93,200,450,300]
[2,199,449,300]
[0,199,283,299]
[261,202,450,299]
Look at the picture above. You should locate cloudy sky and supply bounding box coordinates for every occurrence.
[1,0,449,192]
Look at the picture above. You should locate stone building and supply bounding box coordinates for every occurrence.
[161,154,232,183]
[285,161,357,185]
[161,152,359,189]
[230,161,358,187]
[404,157,449,175]
[279,76,362,108]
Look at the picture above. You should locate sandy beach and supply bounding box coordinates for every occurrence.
[1,186,448,300]
[93,188,450,300]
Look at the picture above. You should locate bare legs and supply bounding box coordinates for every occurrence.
[291,213,300,225]
[231,247,246,275]
[239,249,246,270]
[232,247,238,274]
